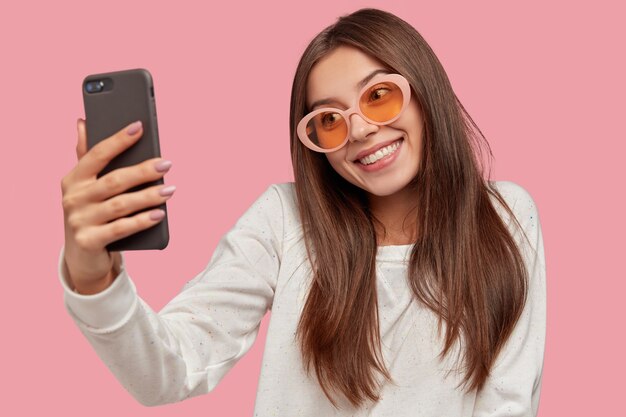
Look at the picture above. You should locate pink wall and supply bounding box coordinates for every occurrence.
[1,0,623,415]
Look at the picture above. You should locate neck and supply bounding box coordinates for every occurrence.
[367,187,419,246]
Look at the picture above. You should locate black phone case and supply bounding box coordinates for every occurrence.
[82,68,169,252]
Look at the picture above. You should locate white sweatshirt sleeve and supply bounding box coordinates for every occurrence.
[58,184,283,406]
[472,182,547,417]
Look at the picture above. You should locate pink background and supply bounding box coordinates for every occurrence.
[1,0,624,415]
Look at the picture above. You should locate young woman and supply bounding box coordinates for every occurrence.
[59,8,546,416]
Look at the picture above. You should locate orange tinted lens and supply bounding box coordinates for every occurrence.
[306,111,348,149]
[359,81,404,123]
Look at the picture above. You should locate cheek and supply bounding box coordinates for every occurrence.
[325,151,350,177]
[325,150,346,167]
[410,123,424,146]
[408,104,423,128]
[405,106,425,145]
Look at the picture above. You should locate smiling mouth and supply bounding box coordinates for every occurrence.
[355,138,403,165]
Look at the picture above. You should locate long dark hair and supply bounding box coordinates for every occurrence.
[289,8,530,409]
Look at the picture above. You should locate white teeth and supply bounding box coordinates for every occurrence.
[359,141,400,165]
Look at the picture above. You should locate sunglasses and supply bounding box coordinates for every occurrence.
[297,73,411,153]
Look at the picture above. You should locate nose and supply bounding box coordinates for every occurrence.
[348,113,379,143]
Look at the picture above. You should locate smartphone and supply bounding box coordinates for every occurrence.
[82,68,169,251]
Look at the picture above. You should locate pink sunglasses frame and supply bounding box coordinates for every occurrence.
[297,73,412,153]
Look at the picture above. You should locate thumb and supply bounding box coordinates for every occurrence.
[76,118,88,161]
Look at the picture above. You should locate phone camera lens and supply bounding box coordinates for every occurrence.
[86,80,104,93]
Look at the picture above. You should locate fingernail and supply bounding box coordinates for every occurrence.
[154,159,172,172]
[159,185,176,196]
[126,121,142,135]
[150,209,165,221]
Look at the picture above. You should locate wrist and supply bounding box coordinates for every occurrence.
[72,267,117,295]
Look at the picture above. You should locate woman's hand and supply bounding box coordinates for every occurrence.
[60,119,175,294]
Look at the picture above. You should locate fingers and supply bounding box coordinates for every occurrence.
[63,155,170,214]
[75,120,144,181]
[76,118,88,161]
[63,118,174,269]
[73,182,175,227]
[93,208,169,249]
[92,156,171,202]
[74,206,168,251]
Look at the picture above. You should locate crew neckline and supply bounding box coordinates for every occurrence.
[376,243,415,261]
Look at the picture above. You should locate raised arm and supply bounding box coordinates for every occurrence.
[58,184,284,406]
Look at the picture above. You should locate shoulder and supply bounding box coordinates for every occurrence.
[257,182,297,215]
[488,180,542,252]
[246,182,299,231]
[489,180,536,209]
[245,182,295,209]
[488,180,539,223]
[268,182,296,201]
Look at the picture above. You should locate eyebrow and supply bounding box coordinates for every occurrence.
[308,68,390,110]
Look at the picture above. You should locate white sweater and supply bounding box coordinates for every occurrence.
[57,180,546,416]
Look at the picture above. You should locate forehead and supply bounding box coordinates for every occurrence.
[306,45,387,108]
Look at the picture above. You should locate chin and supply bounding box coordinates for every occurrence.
[359,179,415,198]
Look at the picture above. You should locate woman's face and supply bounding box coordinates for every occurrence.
[306,45,424,198]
